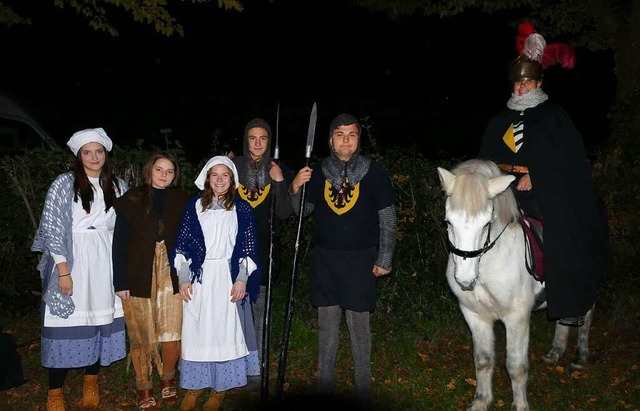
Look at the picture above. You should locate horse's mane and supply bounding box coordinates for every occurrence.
[449,159,521,226]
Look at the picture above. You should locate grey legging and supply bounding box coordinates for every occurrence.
[317,305,372,402]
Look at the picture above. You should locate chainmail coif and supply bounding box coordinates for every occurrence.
[322,113,371,189]
[237,118,272,191]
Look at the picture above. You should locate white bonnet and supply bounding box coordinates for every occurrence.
[194,155,240,190]
[66,127,113,156]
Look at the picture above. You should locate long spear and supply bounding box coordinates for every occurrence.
[275,102,317,400]
[260,103,280,403]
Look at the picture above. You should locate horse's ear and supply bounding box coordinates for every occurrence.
[437,167,455,194]
[488,175,516,198]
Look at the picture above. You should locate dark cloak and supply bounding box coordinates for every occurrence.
[479,100,610,319]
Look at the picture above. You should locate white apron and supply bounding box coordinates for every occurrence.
[44,177,123,327]
[180,204,248,362]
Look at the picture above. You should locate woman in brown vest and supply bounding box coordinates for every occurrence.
[112,152,189,410]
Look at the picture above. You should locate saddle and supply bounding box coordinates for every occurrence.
[521,214,544,282]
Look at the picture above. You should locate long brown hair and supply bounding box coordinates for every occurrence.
[200,164,236,211]
[72,147,122,213]
[140,152,181,216]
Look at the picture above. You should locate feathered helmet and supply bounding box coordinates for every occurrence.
[508,22,576,83]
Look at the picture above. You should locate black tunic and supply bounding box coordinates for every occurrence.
[306,160,398,311]
[232,156,294,285]
[479,100,610,319]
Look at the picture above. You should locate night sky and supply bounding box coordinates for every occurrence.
[1,0,616,165]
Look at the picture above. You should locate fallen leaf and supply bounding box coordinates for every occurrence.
[570,370,583,379]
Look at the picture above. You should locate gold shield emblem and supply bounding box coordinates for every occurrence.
[238,183,271,208]
[324,180,359,215]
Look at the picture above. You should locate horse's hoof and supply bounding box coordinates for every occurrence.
[541,354,558,365]
[568,361,587,371]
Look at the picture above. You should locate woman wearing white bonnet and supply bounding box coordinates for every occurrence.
[171,155,261,410]
[31,127,128,410]
[66,127,113,156]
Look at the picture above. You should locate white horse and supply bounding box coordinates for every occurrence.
[437,159,593,411]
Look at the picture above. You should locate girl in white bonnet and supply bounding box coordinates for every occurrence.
[31,127,129,411]
[171,156,261,411]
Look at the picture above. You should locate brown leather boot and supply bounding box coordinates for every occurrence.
[202,391,225,411]
[160,378,178,406]
[179,389,203,411]
[137,388,158,411]
[80,375,99,409]
[46,388,66,411]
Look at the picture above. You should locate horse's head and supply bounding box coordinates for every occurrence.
[437,160,517,290]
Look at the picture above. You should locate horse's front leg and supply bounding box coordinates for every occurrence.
[461,307,495,411]
[504,313,531,411]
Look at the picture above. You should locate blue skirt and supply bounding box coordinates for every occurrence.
[41,316,126,368]
[179,299,259,391]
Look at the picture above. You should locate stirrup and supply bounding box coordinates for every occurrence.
[559,316,585,327]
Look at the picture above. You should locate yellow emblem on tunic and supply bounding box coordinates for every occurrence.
[503,124,517,152]
[324,180,359,215]
[238,183,271,208]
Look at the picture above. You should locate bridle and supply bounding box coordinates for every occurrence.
[447,221,510,260]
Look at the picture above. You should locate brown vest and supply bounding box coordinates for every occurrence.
[114,186,188,298]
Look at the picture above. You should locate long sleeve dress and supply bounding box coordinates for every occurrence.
[33,172,128,368]
[174,196,260,391]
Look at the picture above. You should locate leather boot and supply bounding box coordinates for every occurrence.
[160,378,178,406]
[179,389,203,411]
[46,388,66,411]
[80,375,99,409]
[137,388,158,411]
[202,391,225,411]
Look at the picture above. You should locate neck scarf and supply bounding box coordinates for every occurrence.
[507,87,549,111]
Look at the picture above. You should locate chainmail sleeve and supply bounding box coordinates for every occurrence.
[273,162,295,220]
[273,179,294,220]
[290,189,314,217]
[376,205,397,271]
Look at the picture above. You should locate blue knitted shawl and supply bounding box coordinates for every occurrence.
[171,194,262,303]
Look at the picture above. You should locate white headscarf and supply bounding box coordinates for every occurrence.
[194,155,240,190]
[66,127,113,155]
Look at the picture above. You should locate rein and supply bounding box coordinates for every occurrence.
[447,221,511,260]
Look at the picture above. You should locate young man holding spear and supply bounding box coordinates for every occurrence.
[231,117,294,394]
[289,113,398,408]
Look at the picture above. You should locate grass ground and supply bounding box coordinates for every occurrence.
[1,292,639,411]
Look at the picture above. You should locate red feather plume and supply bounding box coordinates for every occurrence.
[542,43,576,69]
[516,22,536,55]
